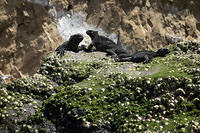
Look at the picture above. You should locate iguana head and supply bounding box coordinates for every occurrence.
[156,48,170,56]
[69,34,84,44]
[86,30,99,40]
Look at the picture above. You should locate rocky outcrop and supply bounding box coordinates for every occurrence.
[0,0,62,81]
[77,0,200,51]
[0,42,200,132]
[1,0,200,81]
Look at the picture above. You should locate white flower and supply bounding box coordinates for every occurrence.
[7,96,12,100]
[178,96,185,102]
[165,118,169,121]
[27,125,32,129]
[169,103,175,107]
[88,88,92,91]
[193,121,199,126]
[156,120,160,123]
[155,97,161,102]
[1,114,5,118]
[84,121,91,128]
[146,80,151,84]
[176,88,186,95]
[125,102,130,106]
[14,101,19,105]
[181,128,185,132]
[33,100,37,104]
[101,88,105,92]
[138,116,142,121]
[154,105,159,110]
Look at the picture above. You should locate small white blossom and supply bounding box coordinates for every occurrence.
[88,88,92,91]
[101,88,105,92]
[7,95,12,100]
[146,80,151,84]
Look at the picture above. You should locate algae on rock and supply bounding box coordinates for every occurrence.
[0,42,200,132]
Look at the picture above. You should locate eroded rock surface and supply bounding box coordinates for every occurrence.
[0,0,62,81]
[1,0,200,82]
[65,0,200,50]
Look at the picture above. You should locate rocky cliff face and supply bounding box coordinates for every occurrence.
[74,0,200,50]
[0,0,62,81]
[0,0,200,81]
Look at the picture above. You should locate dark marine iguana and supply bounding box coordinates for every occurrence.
[85,30,129,58]
[56,34,84,56]
[115,48,170,63]
[115,30,130,56]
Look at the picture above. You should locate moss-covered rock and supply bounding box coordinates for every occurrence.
[0,42,200,132]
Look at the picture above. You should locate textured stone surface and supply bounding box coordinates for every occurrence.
[1,0,200,81]
[0,0,62,81]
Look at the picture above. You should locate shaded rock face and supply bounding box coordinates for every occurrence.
[1,0,200,81]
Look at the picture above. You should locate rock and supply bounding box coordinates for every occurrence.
[0,0,63,81]
[0,42,200,132]
[1,0,200,82]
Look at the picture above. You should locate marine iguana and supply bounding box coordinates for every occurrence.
[115,30,131,56]
[115,48,170,63]
[85,30,129,58]
[56,34,84,56]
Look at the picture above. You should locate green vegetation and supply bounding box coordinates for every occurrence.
[0,42,200,132]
